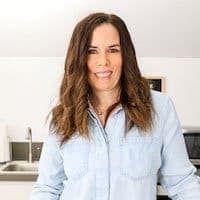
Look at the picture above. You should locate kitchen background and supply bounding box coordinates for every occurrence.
[0,0,200,200]
[0,0,200,141]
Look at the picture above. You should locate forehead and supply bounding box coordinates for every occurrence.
[89,23,120,46]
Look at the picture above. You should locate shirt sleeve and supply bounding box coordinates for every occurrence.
[30,133,67,200]
[158,96,200,200]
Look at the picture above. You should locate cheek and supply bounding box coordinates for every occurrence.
[87,67,96,85]
[87,66,94,79]
[87,56,95,70]
[113,61,122,78]
[113,68,122,83]
[87,58,94,73]
[87,62,96,79]
[112,55,122,71]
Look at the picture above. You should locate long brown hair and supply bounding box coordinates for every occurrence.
[46,12,155,146]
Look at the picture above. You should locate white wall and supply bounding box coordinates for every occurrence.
[138,57,200,127]
[0,57,63,141]
[0,57,199,141]
[1,0,200,57]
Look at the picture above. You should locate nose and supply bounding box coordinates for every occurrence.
[97,52,108,67]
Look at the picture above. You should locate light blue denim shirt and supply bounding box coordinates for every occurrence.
[30,90,200,200]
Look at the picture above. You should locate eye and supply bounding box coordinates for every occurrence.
[87,49,97,54]
[109,48,120,53]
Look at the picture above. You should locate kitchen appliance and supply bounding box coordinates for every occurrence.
[157,126,200,200]
[182,127,200,164]
[183,127,200,178]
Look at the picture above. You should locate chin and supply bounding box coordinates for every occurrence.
[94,85,115,92]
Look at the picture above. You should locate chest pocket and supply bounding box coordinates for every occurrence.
[61,136,90,180]
[119,135,161,180]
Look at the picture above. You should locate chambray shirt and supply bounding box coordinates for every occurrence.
[30,90,200,200]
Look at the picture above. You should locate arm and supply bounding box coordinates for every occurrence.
[30,133,67,200]
[158,96,200,199]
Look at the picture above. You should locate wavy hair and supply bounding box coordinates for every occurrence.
[46,12,155,146]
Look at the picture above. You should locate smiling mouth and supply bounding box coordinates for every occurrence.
[95,71,112,78]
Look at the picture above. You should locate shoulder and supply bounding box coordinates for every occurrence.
[150,89,177,130]
[42,132,62,151]
[150,89,169,105]
[150,89,171,113]
[150,90,179,129]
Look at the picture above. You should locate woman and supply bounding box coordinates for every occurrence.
[30,12,200,200]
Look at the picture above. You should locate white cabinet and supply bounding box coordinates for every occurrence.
[0,181,34,200]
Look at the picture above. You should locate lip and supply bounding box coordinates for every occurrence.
[95,70,112,73]
[95,70,112,78]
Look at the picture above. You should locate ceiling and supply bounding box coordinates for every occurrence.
[0,0,199,57]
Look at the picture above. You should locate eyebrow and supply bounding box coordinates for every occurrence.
[88,44,120,48]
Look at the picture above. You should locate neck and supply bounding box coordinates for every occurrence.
[90,87,121,111]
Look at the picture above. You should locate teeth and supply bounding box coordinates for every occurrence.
[95,71,112,78]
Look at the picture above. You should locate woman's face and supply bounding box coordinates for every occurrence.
[87,23,122,93]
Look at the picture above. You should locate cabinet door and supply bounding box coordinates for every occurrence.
[0,181,34,200]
